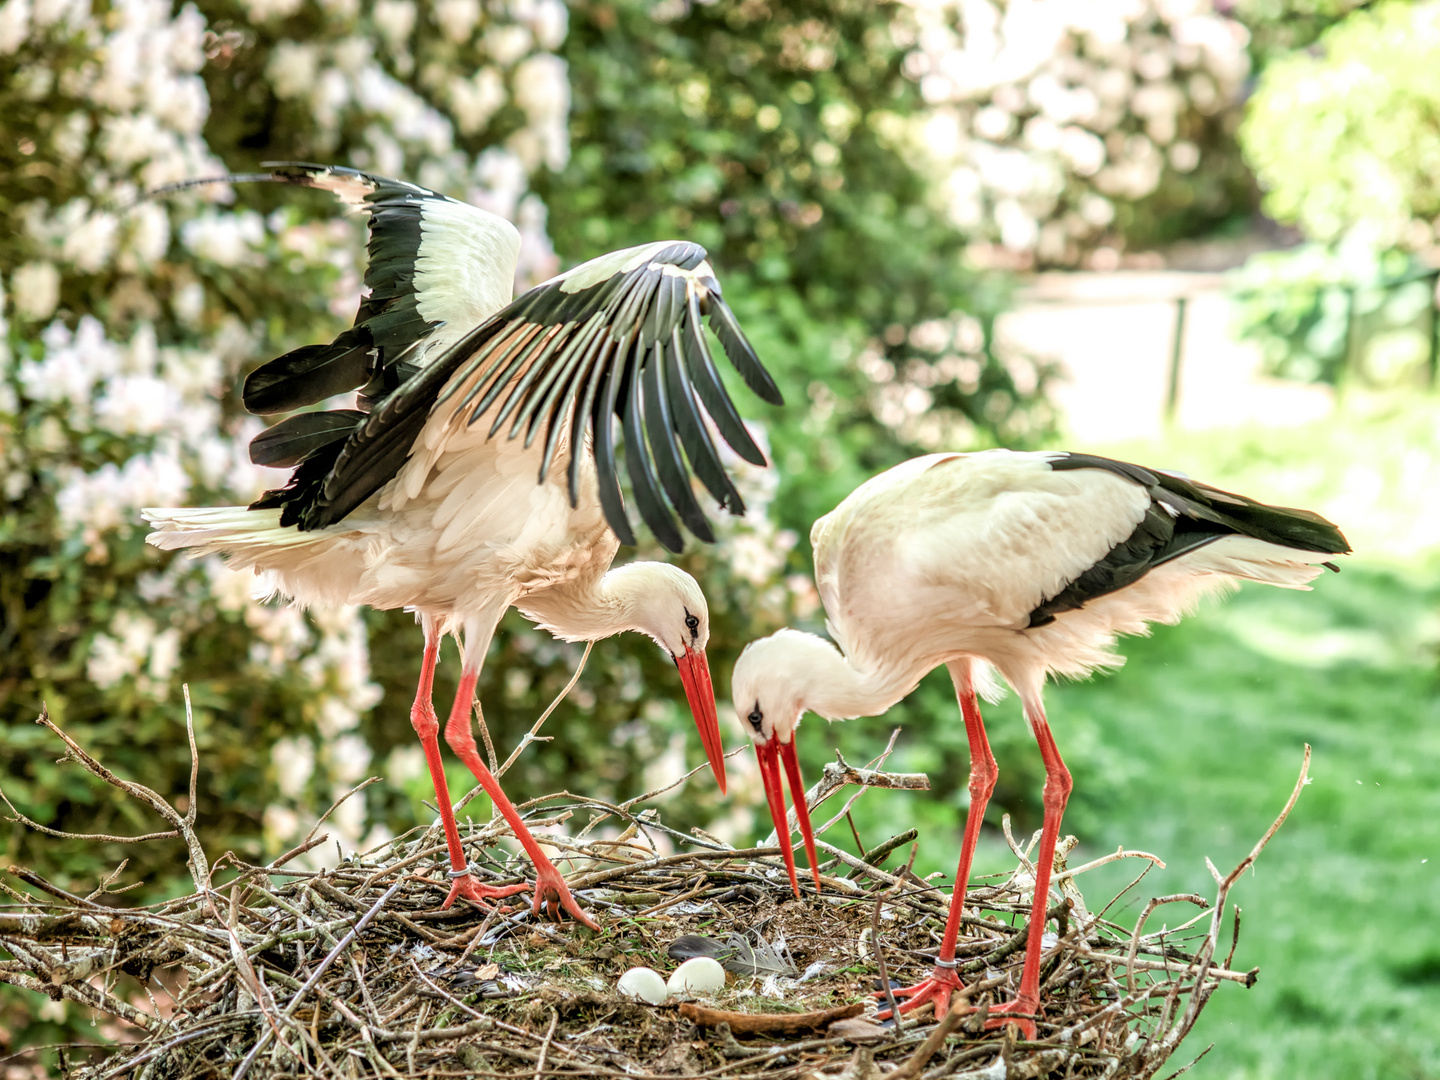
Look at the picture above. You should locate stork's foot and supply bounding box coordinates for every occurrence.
[442,873,528,912]
[874,964,964,1020]
[529,857,600,931]
[984,995,1039,1041]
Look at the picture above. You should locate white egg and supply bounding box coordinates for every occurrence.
[666,956,726,996]
[617,966,669,1004]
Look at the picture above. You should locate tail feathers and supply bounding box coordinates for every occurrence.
[142,506,325,557]
[1178,535,1336,590]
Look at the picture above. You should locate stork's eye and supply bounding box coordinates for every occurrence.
[684,610,700,634]
[747,705,763,731]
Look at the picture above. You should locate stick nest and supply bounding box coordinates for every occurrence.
[1,706,1308,1080]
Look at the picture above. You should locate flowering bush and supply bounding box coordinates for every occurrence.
[890,0,1253,267]
[0,0,573,902]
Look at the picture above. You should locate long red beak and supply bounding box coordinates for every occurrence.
[755,736,821,897]
[675,645,726,794]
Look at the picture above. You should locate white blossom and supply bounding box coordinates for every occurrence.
[900,0,1250,263]
[387,744,426,784]
[312,66,351,133]
[483,23,531,66]
[171,279,205,326]
[148,626,181,682]
[180,210,265,267]
[52,111,90,162]
[372,0,415,48]
[329,793,367,846]
[331,34,372,73]
[0,0,29,54]
[17,315,120,407]
[514,193,558,288]
[5,0,572,858]
[100,113,175,170]
[449,68,506,135]
[263,804,301,844]
[56,450,190,534]
[62,209,119,273]
[121,202,171,268]
[89,612,158,688]
[521,0,566,50]
[273,736,316,798]
[432,0,477,42]
[206,557,264,613]
[470,146,527,218]
[327,732,372,785]
[11,261,60,321]
[86,611,177,695]
[268,40,319,98]
[94,375,189,436]
[514,53,568,126]
[238,0,301,22]
[31,0,82,29]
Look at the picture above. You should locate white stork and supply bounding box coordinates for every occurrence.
[145,164,783,928]
[729,449,1349,1037]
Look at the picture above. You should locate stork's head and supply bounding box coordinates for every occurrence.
[730,629,835,897]
[607,562,725,793]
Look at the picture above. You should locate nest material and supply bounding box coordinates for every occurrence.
[0,706,1309,1080]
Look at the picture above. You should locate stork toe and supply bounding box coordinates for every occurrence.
[875,965,963,1020]
[983,996,1039,1041]
[530,862,600,931]
[443,874,528,912]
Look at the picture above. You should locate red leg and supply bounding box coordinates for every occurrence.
[986,698,1071,1041]
[407,621,528,912]
[442,666,599,930]
[879,661,998,1019]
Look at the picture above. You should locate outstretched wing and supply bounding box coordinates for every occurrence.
[241,163,519,416]
[258,240,784,553]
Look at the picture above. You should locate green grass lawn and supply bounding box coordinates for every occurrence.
[835,562,1439,1079]
[1054,565,1440,1080]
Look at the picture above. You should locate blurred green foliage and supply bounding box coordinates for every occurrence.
[1240,0,1440,249]
[1229,241,1437,387]
[1231,0,1366,66]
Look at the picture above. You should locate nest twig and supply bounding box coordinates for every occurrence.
[0,700,1309,1080]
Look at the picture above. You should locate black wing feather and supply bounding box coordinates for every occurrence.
[681,298,767,466]
[705,291,783,405]
[249,409,367,467]
[663,326,744,513]
[642,342,714,542]
[243,329,372,414]
[567,337,611,506]
[622,353,685,552]
[592,349,636,546]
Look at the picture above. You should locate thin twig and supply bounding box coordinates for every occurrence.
[497,642,593,779]
[532,1010,558,1080]
[301,776,383,850]
[231,877,406,1080]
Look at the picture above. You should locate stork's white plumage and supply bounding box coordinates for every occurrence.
[731,449,1350,1036]
[145,164,783,927]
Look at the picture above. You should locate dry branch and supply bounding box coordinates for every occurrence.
[678,1001,864,1034]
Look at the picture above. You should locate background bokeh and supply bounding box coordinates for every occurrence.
[2,0,1436,1075]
